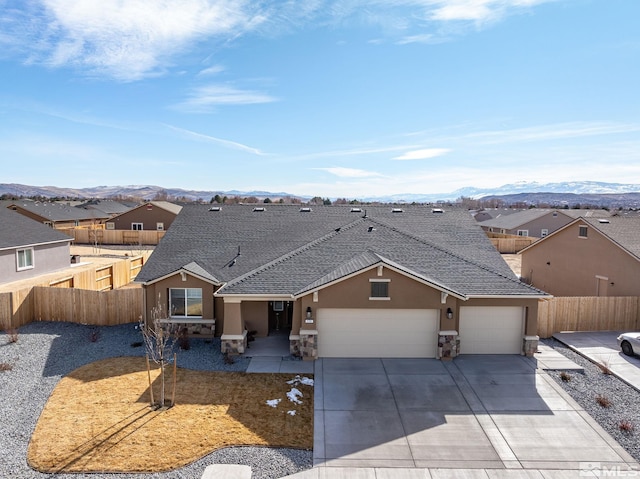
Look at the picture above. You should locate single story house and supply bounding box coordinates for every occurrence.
[136,205,550,359]
[0,207,73,285]
[105,201,182,232]
[6,200,109,229]
[519,216,640,297]
[478,208,610,238]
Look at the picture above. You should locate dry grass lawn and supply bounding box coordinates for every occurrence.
[28,357,313,473]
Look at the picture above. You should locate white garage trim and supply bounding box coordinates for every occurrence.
[316,308,439,358]
[459,306,524,354]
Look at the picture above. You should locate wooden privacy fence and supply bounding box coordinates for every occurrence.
[60,228,166,245]
[1,286,142,330]
[538,296,640,338]
[487,233,537,254]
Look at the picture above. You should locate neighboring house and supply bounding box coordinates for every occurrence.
[6,200,109,229]
[105,201,182,231]
[520,216,640,297]
[478,208,611,238]
[73,199,138,217]
[136,205,549,360]
[0,207,73,285]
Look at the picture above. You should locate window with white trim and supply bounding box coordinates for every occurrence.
[541,229,549,237]
[16,248,34,271]
[369,279,390,300]
[105,222,115,230]
[517,230,529,237]
[579,225,588,238]
[169,288,203,318]
[131,223,143,230]
[156,222,164,231]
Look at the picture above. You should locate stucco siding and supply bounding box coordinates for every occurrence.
[0,242,70,285]
[521,222,640,296]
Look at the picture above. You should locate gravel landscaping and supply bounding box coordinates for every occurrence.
[542,337,640,462]
[0,321,312,479]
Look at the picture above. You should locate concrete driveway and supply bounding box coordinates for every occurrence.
[312,355,637,473]
[554,331,640,392]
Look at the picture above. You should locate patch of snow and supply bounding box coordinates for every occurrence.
[287,388,303,405]
[287,375,314,387]
[287,410,296,416]
[266,398,281,408]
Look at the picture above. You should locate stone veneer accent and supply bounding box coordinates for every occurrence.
[299,329,318,360]
[289,334,301,357]
[438,330,459,360]
[523,335,539,357]
[221,331,248,355]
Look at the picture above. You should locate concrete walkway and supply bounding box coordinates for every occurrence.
[553,331,640,392]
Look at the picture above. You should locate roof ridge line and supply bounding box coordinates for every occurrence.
[217,218,366,292]
[367,217,538,289]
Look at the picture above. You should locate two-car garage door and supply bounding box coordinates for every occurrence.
[316,308,439,358]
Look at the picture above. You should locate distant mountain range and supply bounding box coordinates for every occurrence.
[1,181,640,207]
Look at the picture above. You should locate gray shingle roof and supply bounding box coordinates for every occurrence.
[137,204,546,298]
[7,201,109,222]
[0,207,73,250]
[583,217,640,260]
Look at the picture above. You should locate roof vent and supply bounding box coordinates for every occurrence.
[350,207,362,213]
[367,226,376,232]
[431,208,444,214]
[208,206,221,211]
[392,208,404,213]
[598,219,610,223]
[253,207,265,212]
[299,207,312,212]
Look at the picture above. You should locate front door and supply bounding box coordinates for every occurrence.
[268,301,292,332]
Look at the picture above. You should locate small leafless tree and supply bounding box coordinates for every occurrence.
[139,295,177,409]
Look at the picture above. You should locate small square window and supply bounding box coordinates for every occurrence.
[17,248,34,271]
[156,222,164,231]
[370,282,389,298]
[579,225,588,238]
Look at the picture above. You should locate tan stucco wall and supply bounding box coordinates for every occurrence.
[111,205,177,231]
[521,222,640,296]
[297,267,462,334]
[242,301,269,337]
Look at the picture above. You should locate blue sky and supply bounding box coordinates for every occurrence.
[1,0,639,199]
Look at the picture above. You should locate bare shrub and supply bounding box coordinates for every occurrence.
[595,394,612,408]
[139,297,178,410]
[560,371,571,382]
[619,420,635,433]
[0,362,13,372]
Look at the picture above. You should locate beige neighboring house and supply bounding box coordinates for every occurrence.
[478,208,611,238]
[136,205,549,360]
[519,216,640,296]
[105,201,183,232]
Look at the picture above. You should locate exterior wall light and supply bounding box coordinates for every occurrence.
[306,306,312,318]
[446,307,453,320]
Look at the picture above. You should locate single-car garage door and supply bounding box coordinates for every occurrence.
[459,306,524,354]
[316,308,439,358]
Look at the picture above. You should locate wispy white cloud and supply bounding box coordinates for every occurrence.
[313,167,384,178]
[197,65,226,77]
[1,0,557,81]
[393,148,450,160]
[164,124,268,155]
[172,84,278,113]
[8,0,264,81]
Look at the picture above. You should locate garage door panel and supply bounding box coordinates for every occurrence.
[460,306,523,355]
[317,308,438,358]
